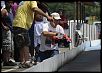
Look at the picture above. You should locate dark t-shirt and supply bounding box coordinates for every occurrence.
[1,15,12,32]
[59,15,68,29]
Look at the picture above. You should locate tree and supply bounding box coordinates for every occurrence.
[46,2,100,20]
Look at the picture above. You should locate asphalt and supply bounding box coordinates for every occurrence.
[58,50,101,72]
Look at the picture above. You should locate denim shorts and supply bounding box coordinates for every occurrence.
[36,49,59,62]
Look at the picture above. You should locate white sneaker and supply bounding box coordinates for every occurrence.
[36,62,40,64]
[9,58,15,63]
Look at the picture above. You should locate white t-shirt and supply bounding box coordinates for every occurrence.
[34,21,43,47]
[35,22,64,51]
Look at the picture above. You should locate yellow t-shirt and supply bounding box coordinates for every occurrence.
[13,1,38,30]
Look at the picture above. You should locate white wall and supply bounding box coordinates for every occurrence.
[22,44,84,72]
[22,39,100,72]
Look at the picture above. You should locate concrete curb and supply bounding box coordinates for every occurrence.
[22,44,84,72]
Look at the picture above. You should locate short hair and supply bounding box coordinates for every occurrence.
[1,9,8,16]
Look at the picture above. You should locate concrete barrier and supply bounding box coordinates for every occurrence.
[91,39,101,47]
[22,43,85,72]
[84,39,101,51]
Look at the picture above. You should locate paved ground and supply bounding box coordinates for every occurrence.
[58,50,100,72]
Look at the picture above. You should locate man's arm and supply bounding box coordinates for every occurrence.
[42,31,58,37]
[41,22,57,37]
[30,1,53,21]
[1,22,10,31]
[32,7,53,21]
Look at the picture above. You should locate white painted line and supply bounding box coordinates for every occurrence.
[2,68,17,72]
[2,66,19,72]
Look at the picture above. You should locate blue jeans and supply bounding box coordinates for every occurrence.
[35,49,59,62]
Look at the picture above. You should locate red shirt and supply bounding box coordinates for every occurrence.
[59,15,68,29]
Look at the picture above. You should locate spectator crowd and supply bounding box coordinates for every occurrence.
[1,1,71,68]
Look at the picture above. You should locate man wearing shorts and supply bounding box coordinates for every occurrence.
[13,1,53,68]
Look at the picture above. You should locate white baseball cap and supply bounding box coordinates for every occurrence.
[51,12,61,20]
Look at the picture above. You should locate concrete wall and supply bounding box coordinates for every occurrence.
[84,39,101,51]
[22,44,84,72]
[22,39,100,72]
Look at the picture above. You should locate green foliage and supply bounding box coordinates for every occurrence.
[46,2,100,20]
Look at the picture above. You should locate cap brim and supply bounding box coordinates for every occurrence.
[54,17,61,20]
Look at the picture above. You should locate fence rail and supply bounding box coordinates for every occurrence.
[66,20,99,49]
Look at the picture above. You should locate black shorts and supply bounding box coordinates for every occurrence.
[13,27,31,48]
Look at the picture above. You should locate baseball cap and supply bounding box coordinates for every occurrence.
[51,12,61,20]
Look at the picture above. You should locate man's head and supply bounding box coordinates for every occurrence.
[1,9,8,16]
[59,11,63,16]
[6,1,13,8]
[51,12,61,20]
[8,1,13,6]
[50,12,61,27]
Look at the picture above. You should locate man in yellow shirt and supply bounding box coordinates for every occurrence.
[13,1,53,68]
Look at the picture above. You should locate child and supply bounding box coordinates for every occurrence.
[34,12,65,62]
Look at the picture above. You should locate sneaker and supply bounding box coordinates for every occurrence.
[24,63,32,68]
[19,63,32,68]
[32,61,37,65]
[33,61,41,65]
[9,59,15,63]
[3,61,17,66]
[8,61,17,66]
[36,62,40,64]
[18,63,25,68]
